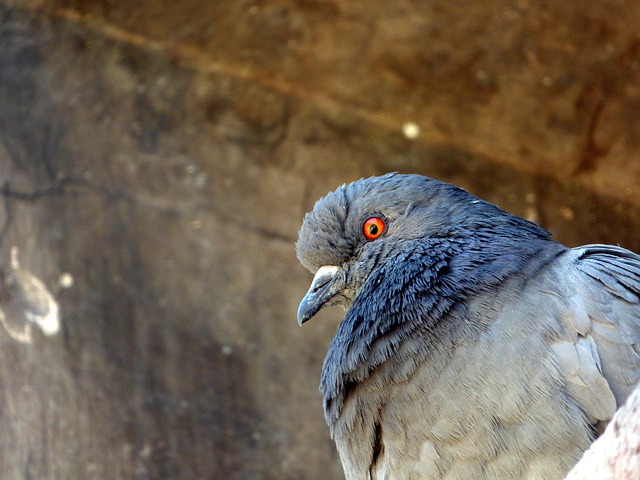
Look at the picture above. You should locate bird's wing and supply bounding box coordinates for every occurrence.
[566,245,640,409]
[565,381,640,480]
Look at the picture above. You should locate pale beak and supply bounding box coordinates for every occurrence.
[297,265,341,325]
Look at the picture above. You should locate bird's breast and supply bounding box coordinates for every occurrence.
[332,283,596,480]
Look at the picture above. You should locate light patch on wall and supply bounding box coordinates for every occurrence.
[402,122,420,140]
[0,246,61,344]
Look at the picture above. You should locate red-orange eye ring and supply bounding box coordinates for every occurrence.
[363,216,386,240]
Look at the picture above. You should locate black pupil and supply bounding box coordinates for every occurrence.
[369,224,379,235]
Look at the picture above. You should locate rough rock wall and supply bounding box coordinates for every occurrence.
[0,2,639,479]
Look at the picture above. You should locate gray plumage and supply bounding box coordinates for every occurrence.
[565,381,640,479]
[295,173,640,480]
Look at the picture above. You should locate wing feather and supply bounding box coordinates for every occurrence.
[565,245,640,408]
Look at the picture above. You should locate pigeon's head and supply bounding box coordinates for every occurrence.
[296,173,487,325]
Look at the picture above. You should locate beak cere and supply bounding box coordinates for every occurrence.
[297,265,341,325]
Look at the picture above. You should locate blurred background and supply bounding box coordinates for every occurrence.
[1,1,639,479]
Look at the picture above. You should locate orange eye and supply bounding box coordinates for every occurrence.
[363,217,386,240]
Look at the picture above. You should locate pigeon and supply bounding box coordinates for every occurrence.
[295,173,640,480]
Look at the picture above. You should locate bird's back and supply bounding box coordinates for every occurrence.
[333,244,640,480]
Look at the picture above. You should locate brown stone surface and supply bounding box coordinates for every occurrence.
[0,1,639,479]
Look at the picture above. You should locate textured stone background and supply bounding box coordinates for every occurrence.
[0,1,639,479]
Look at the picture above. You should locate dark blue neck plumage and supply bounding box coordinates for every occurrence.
[320,210,566,430]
